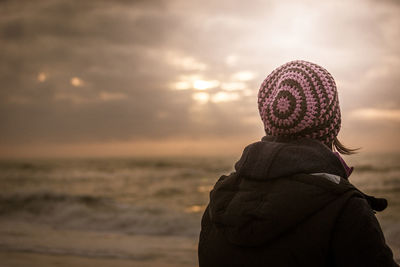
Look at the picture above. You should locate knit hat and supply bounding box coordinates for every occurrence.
[258,60,341,146]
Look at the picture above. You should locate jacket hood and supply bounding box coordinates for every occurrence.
[235,136,348,180]
[208,136,355,246]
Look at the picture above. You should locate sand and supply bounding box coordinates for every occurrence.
[0,220,199,267]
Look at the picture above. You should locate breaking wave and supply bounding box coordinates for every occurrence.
[0,192,199,237]
[0,192,110,215]
[355,164,400,173]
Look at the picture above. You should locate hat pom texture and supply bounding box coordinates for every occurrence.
[258,60,341,146]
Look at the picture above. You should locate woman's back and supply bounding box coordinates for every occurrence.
[198,60,398,267]
[199,137,397,266]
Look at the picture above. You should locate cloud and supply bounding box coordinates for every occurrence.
[350,109,400,121]
[0,0,399,154]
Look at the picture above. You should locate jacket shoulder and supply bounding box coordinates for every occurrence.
[330,196,399,267]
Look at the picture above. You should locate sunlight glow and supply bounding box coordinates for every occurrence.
[211,92,240,103]
[185,205,205,213]
[350,108,400,121]
[193,80,220,90]
[232,71,255,81]
[170,74,202,90]
[37,72,47,82]
[173,81,192,90]
[192,92,210,104]
[70,77,83,87]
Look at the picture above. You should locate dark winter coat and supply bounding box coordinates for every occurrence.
[198,136,398,267]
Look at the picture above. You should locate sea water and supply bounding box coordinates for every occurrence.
[0,154,399,266]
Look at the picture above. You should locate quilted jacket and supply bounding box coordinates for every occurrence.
[198,136,398,267]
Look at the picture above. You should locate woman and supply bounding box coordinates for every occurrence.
[198,60,398,267]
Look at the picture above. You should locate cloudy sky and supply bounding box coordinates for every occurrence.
[0,0,399,157]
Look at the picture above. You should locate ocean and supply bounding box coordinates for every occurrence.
[0,154,399,266]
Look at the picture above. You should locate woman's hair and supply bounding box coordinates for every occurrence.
[331,136,360,155]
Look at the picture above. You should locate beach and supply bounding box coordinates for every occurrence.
[0,154,399,266]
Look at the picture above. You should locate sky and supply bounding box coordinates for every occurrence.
[0,0,399,158]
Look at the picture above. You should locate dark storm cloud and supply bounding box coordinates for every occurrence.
[0,0,192,143]
[0,0,399,152]
[0,0,265,145]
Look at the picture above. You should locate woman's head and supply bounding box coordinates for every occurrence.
[258,60,356,154]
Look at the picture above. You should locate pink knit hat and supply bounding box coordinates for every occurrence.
[258,60,341,146]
